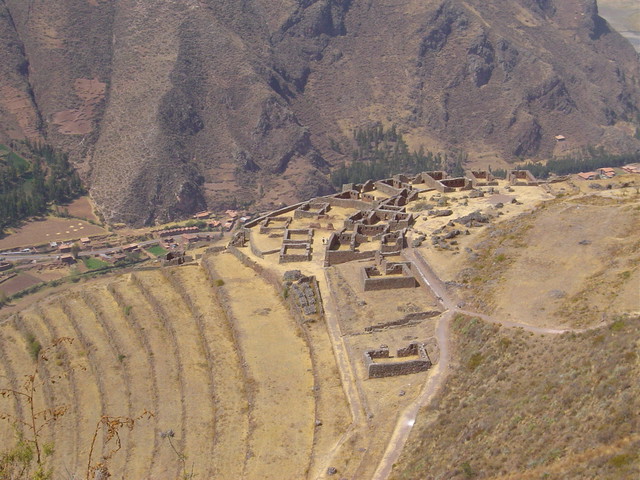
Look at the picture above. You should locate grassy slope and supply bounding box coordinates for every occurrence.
[391,314,640,479]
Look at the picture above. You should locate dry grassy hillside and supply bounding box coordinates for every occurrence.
[453,193,640,328]
[0,0,638,225]
[391,314,640,480]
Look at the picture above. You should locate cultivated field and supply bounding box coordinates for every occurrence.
[64,196,100,222]
[0,216,107,250]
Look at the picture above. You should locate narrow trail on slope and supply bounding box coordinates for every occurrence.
[372,247,611,480]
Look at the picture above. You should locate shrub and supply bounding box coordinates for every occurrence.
[467,352,483,371]
[215,279,225,287]
[26,333,42,361]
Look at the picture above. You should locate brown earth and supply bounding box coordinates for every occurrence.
[0,0,639,225]
[63,196,100,223]
[0,217,107,250]
[0,272,42,296]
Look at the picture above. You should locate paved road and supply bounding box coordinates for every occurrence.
[371,247,592,480]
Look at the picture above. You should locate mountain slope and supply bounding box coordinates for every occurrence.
[0,0,638,225]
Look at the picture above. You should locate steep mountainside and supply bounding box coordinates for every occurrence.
[0,0,639,225]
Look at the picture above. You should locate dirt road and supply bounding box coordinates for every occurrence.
[371,247,594,479]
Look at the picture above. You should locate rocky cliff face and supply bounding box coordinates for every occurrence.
[0,0,638,225]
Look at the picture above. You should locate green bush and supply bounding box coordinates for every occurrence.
[467,352,483,371]
[25,333,42,361]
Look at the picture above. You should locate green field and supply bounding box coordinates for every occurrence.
[83,257,109,270]
[146,245,168,257]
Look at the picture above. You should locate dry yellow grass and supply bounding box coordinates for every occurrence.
[391,314,640,480]
[209,253,315,479]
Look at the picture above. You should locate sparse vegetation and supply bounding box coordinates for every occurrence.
[0,338,74,479]
[25,333,42,361]
[392,315,640,479]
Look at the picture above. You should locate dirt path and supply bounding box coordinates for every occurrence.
[372,247,600,479]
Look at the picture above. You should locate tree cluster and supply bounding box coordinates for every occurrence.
[516,147,639,179]
[0,141,84,231]
[330,123,467,186]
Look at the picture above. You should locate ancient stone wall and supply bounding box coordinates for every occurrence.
[364,343,432,378]
[364,311,440,333]
[469,170,498,186]
[374,180,403,196]
[508,169,539,185]
[243,202,306,228]
[440,177,473,190]
[324,249,376,267]
[294,201,331,219]
[324,195,376,210]
[279,243,311,263]
[361,262,417,291]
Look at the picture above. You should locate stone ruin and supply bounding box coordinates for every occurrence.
[279,228,314,263]
[364,343,432,378]
[294,201,331,219]
[259,215,292,234]
[469,170,498,187]
[361,259,418,292]
[283,270,323,317]
[508,169,539,186]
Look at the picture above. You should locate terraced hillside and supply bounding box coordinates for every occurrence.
[0,252,336,479]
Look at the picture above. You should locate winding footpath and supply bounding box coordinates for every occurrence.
[370,247,592,480]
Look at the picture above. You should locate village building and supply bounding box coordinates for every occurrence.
[193,210,211,219]
[597,167,616,178]
[60,254,75,265]
[122,243,140,252]
[577,172,598,180]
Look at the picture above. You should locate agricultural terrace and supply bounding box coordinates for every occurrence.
[0,250,351,479]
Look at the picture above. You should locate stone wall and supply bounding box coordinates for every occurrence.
[364,311,440,333]
[440,177,473,190]
[294,201,331,219]
[361,262,417,291]
[469,170,498,186]
[364,343,431,378]
[374,180,403,196]
[279,243,311,263]
[243,201,306,228]
[324,195,377,210]
[324,248,376,267]
[508,169,539,186]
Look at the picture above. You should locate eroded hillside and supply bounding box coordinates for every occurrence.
[0,0,638,225]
